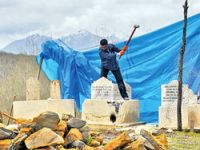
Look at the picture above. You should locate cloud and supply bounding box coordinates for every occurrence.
[0,0,200,48]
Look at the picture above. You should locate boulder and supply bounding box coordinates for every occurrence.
[25,127,64,149]
[0,139,12,149]
[68,118,86,129]
[0,127,17,139]
[104,132,131,150]
[64,128,83,147]
[32,111,60,130]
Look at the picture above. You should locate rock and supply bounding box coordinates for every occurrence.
[0,139,12,149]
[143,140,155,150]
[140,129,167,150]
[89,131,100,137]
[72,140,86,149]
[89,140,100,147]
[68,118,86,129]
[32,111,60,130]
[0,127,17,139]
[57,145,68,150]
[56,120,67,132]
[25,127,64,149]
[56,131,65,138]
[16,118,32,124]
[154,134,168,149]
[104,132,131,150]
[134,135,154,149]
[135,125,159,135]
[19,127,32,134]
[9,132,28,150]
[94,136,103,145]
[124,139,146,150]
[62,114,74,121]
[0,114,2,123]
[0,123,4,128]
[82,131,89,143]
[83,145,101,150]
[55,120,67,138]
[64,128,83,147]
[36,146,57,150]
[167,128,173,133]
[6,124,20,131]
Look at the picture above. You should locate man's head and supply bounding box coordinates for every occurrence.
[100,39,108,50]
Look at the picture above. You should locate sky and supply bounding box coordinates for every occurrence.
[0,0,200,49]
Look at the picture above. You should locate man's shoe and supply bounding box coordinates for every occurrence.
[124,97,129,100]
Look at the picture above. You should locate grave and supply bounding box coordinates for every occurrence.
[13,79,76,119]
[159,80,199,129]
[82,77,139,125]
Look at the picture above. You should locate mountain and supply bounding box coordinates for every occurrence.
[1,30,120,55]
[61,30,120,50]
[1,34,52,55]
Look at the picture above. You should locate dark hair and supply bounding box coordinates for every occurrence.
[100,39,108,45]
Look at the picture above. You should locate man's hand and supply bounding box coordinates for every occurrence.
[119,45,128,57]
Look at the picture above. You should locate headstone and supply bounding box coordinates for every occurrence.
[50,80,61,99]
[91,77,113,100]
[161,80,197,106]
[159,80,199,129]
[26,77,40,100]
[91,77,132,100]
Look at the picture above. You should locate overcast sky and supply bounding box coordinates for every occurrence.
[0,0,200,48]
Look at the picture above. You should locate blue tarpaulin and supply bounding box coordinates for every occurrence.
[36,13,200,123]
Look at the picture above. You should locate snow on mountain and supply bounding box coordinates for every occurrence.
[61,30,120,50]
[1,30,120,55]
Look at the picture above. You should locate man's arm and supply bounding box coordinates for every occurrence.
[111,44,121,53]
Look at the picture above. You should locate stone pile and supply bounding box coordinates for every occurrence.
[0,111,167,150]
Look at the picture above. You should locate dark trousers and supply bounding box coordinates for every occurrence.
[100,67,128,99]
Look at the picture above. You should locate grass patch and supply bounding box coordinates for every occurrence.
[168,131,200,150]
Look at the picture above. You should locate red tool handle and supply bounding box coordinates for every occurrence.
[125,25,140,46]
[119,25,140,59]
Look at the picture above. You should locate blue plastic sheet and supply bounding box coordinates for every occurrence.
[36,13,200,123]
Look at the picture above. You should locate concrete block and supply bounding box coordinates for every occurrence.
[159,105,189,129]
[13,99,76,119]
[188,105,200,129]
[82,99,139,125]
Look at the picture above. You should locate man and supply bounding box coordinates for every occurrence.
[99,39,129,100]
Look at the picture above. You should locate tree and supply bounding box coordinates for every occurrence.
[177,0,188,131]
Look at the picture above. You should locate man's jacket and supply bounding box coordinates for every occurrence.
[99,44,120,70]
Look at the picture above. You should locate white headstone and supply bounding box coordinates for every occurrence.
[91,77,132,100]
[161,80,197,106]
[91,77,113,100]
